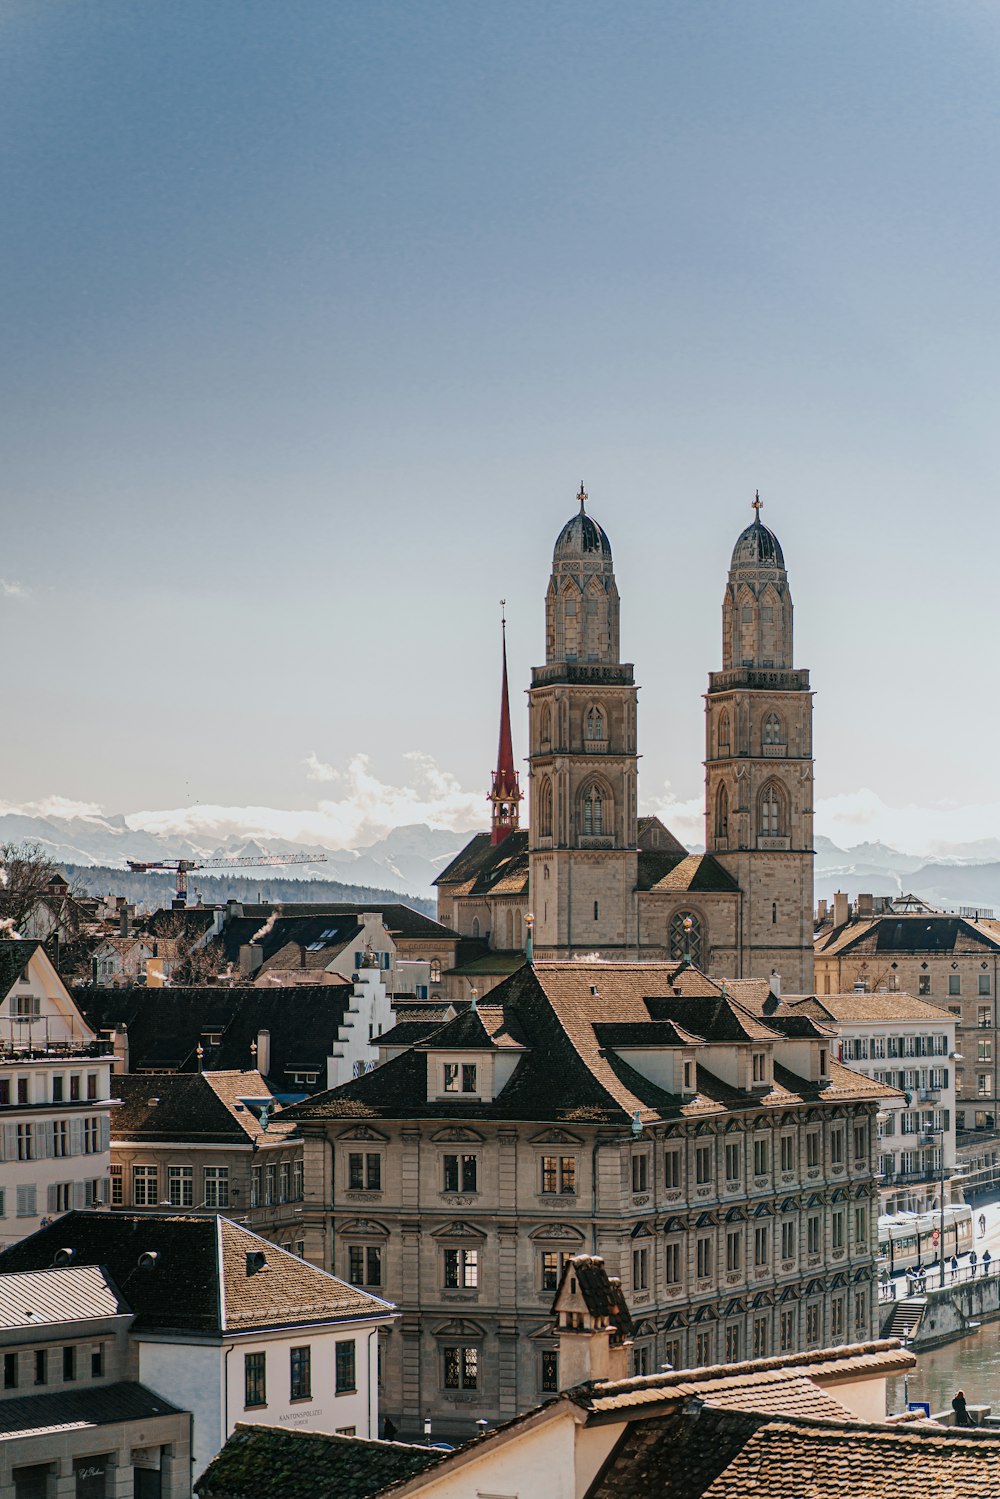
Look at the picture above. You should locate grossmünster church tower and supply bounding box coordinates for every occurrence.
[435,487,815,994]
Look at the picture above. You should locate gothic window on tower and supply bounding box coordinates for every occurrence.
[540,704,552,749]
[715,783,729,842]
[759,783,784,838]
[718,710,730,754]
[582,786,604,836]
[585,706,606,742]
[763,712,783,746]
[537,776,553,838]
[669,911,704,967]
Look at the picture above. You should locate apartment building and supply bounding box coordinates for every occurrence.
[0,940,113,1246]
[283,959,894,1440]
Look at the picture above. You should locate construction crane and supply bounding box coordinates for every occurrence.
[126,852,326,905]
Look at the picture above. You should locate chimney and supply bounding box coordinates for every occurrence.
[119,904,129,939]
[833,891,849,928]
[856,893,874,917]
[112,1026,130,1075]
[817,898,828,923]
[769,969,781,1000]
[239,944,263,978]
[255,1028,271,1078]
[552,1255,633,1389]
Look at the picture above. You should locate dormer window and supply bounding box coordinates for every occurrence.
[752,1052,768,1084]
[683,1061,693,1091]
[443,1062,478,1094]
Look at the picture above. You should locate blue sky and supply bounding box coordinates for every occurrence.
[3,1,999,854]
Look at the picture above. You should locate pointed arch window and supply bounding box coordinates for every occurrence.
[540,703,552,750]
[763,713,783,746]
[585,706,606,742]
[669,911,704,968]
[718,711,730,755]
[471,917,481,939]
[715,783,729,841]
[537,776,553,839]
[759,783,784,838]
[582,786,604,836]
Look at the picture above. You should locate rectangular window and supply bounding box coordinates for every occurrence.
[443,1345,477,1389]
[853,1123,868,1160]
[981,974,992,996]
[167,1166,193,1207]
[980,1005,993,1028]
[52,1120,68,1158]
[832,1209,845,1249]
[806,1303,821,1345]
[751,1051,767,1083]
[290,1346,311,1401]
[3,1352,17,1389]
[806,1132,820,1168]
[279,1163,291,1203]
[781,1220,795,1260]
[980,1038,993,1062]
[204,1167,229,1208]
[980,1074,992,1097]
[753,1315,769,1358]
[444,1247,479,1288]
[87,1073,98,1100]
[695,1145,713,1184]
[854,1205,868,1244]
[664,1240,681,1284]
[807,1214,821,1255]
[63,1346,76,1382]
[830,1130,844,1165]
[694,1330,714,1366]
[443,1063,459,1091]
[293,1159,304,1200]
[54,1183,72,1213]
[336,1340,356,1392]
[443,1154,478,1193]
[632,1246,649,1291]
[855,1289,868,1330]
[540,1250,570,1291]
[725,1324,741,1362]
[91,1345,104,1377]
[540,1349,559,1392]
[754,1225,769,1267]
[725,1141,740,1181]
[462,1064,478,1093]
[16,1076,28,1105]
[16,1124,32,1161]
[244,1351,266,1407]
[541,1156,576,1194]
[266,1164,277,1204]
[696,1236,712,1278]
[726,1230,742,1273]
[780,1135,794,1172]
[348,1244,383,1287]
[109,1166,124,1206]
[665,1150,681,1188]
[251,1166,261,1206]
[34,1350,47,1386]
[950,975,961,996]
[348,1151,365,1189]
[83,1118,98,1154]
[779,1309,796,1352]
[753,1138,769,1175]
[919,974,931,995]
[132,1166,158,1207]
[831,1296,845,1339]
[631,1154,649,1192]
[633,1344,651,1376]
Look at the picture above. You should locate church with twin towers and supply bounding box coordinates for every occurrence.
[435,485,815,995]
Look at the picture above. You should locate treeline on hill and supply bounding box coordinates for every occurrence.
[60,865,435,917]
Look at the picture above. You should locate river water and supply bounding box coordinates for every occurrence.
[887,1323,1000,1417]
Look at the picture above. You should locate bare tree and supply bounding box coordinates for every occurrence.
[0,842,75,936]
[149,911,229,985]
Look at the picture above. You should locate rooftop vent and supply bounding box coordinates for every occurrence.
[246,1250,268,1276]
[137,1251,159,1273]
[53,1248,75,1266]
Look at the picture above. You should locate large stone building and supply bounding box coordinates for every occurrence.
[436,488,815,994]
[283,957,892,1439]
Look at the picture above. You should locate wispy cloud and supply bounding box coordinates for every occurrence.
[0,579,30,600]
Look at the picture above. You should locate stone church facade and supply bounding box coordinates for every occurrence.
[436,487,815,994]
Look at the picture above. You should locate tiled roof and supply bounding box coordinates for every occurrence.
[432,831,530,896]
[638,853,741,894]
[0,1212,394,1336]
[76,984,353,1090]
[815,914,1000,957]
[0,1265,123,1328]
[112,1071,294,1145]
[284,962,895,1128]
[0,939,40,999]
[0,1381,186,1440]
[197,1424,442,1499]
[637,817,689,856]
[790,993,957,1024]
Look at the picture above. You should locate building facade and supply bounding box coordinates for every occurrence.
[436,489,815,993]
[284,959,892,1440]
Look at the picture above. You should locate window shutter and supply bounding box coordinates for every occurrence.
[47,1184,58,1212]
[17,1184,37,1217]
[0,1124,15,1162]
[72,1182,87,1210]
[70,1119,84,1156]
[100,1117,111,1151]
[35,1121,53,1160]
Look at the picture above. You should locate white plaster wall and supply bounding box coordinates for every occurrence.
[137,1339,220,1488]
[222,1324,377,1444]
[327,970,395,1090]
[409,1411,583,1499]
[817,1373,889,1423]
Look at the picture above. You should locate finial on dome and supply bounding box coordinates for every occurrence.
[578,481,587,513]
[752,490,763,518]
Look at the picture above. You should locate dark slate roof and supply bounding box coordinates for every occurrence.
[637,816,689,857]
[0,1381,185,1439]
[554,503,613,561]
[815,914,1000,958]
[75,985,352,1090]
[197,1424,442,1499]
[218,915,363,967]
[433,830,529,894]
[147,908,219,937]
[554,1254,634,1341]
[637,853,741,895]
[377,1020,445,1048]
[0,1213,393,1336]
[0,939,40,999]
[223,904,457,942]
[731,512,786,570]
[111,1071,294,1145]
[283,962,894,1129]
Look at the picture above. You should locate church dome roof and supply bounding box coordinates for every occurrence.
[731,505,784,571]
[554,485,612,562]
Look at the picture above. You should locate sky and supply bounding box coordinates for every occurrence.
[2,1,999,857]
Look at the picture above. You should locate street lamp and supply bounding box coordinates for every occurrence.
[923,1126,947,1291]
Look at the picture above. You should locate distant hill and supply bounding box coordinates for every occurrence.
[62,865,436,918]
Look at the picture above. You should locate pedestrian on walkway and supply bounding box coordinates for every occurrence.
[953,1390,974,1426]
[980,1213,987,1236]
[971,1249,978,1274]
[984,1250,992,1278]
[951,1255,959,1279]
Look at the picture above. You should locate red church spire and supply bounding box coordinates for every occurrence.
[489,602,522,845]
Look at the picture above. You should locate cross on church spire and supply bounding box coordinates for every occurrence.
[752,490,763,516]
[578,481,587,513]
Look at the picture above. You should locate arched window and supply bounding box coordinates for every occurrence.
[759,782,783,837]
[429,959,441,984]
[585,706,606,742]
[668,911,704,968]
[472,917,481,939]
[715,783,729,841]
[763,712,782,746]
[718,710,730,754]
[540,703,552,749]
[537,776,553,838]
[582,785,604,836]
